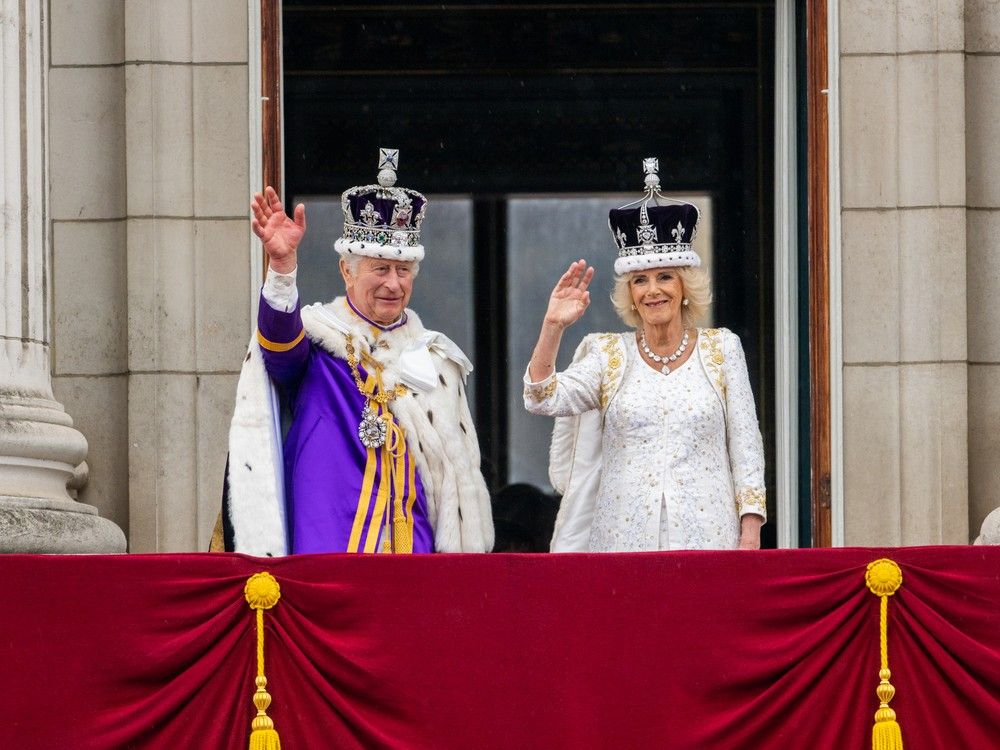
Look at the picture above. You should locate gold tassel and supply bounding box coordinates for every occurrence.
[865,559,904,750]
[244,573,282,750]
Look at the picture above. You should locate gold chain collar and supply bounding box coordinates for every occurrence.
[344,334,407,404]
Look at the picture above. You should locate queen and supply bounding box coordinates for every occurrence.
[523,158,766,552]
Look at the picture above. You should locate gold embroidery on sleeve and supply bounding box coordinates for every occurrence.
[598,334,623,411]
[736,488,767,515]
[524,376,558,402]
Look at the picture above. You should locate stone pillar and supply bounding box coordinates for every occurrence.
[123,0,253,551]
[838,0,969,544]
[0,0,125,551]
[966,1,1000,541]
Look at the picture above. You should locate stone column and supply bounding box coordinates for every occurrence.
[0,0,125,551]
[123,0,253,551]
[838,0,969,545]
[966,1,1000,541]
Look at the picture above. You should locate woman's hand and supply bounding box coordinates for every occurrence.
[527,260,594,383]
[251,186,306,274]
[543,259,595,331]
[738,513,764,550]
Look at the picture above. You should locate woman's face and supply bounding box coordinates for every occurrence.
[629,267,684,329]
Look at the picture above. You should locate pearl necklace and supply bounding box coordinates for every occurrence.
[640,328,689,374]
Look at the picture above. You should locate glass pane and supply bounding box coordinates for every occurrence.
[506,193,714,491]
[409,197,475,364]
[292,196,343,307]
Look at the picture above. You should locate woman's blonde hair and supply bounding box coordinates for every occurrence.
[610,265,712,329]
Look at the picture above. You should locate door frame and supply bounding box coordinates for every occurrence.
[249,0,840,547]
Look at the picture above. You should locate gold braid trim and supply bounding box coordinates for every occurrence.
[865,559,904,750]
[381,410,413,554]
[256,328,305,353]
[209,511,226,552]
[244,573,283,750]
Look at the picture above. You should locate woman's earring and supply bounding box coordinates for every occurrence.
[631,304,637,311]
[682,298,690,306]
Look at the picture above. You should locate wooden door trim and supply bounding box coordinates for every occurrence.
[806,0,832,547]
[258,1,835,546]
[260,0,282,280]
[262,0,282,195]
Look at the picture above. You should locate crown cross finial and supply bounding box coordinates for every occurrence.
[378,147,399,188]
[643,156,660,191]
[379,148,399,171]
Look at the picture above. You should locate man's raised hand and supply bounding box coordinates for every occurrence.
[251,186,306,274]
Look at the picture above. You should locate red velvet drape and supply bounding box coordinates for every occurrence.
[7,547,1000,749]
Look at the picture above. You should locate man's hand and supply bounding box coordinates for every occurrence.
[251,186,306,274]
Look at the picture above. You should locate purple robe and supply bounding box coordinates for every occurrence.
[256,294,434,554]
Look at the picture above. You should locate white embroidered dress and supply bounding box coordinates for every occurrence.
[524,328,766,552]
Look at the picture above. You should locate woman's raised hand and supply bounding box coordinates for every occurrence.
[251,186,306,274]
[544,260,595,330]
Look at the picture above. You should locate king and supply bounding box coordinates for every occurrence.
[215,149,494,555]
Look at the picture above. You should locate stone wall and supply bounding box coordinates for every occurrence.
[1,0,124,552]
[36,0,998,550]
[48,0,254,551]
[838,0,970,544]
[966,0,1000,538]
[49,0,129,535]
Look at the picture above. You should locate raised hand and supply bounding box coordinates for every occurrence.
[251,186,306,274]
[544,259,595,330]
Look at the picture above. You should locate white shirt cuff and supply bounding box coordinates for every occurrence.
[262,265,299,312]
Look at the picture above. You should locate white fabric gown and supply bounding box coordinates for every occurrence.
[524,328,766,552]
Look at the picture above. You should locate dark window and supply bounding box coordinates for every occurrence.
[284,1,777,547]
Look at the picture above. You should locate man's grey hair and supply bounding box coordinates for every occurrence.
[340,253,420,278]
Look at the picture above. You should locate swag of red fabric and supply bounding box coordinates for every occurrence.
[6,547,1000,749]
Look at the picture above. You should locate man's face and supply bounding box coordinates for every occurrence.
[341,257,415,325]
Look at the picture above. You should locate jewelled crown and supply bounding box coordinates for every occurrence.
[608,157,701,275]
[334,148,427,262]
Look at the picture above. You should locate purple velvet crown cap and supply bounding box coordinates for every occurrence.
[345,191,427,231]
[608,203,700,250]
[608,156,702,274]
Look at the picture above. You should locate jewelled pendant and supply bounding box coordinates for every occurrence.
[661,364,670,375]
[358,404,387,449]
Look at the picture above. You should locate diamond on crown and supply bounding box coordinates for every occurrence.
[359,202,381,227]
